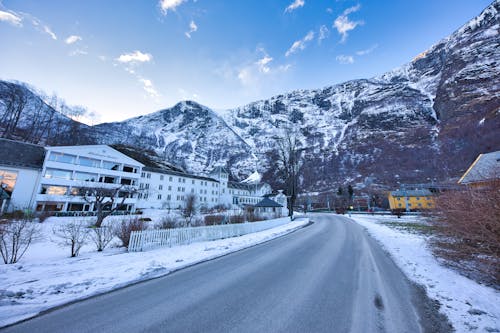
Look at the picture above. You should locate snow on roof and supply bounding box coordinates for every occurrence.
[458,151,500,184]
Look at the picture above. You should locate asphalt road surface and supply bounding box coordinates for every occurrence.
[2,214,451,333]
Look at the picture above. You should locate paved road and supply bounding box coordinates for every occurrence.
[2,214,451,333]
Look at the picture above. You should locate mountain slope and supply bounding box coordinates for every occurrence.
[94,101,254,175]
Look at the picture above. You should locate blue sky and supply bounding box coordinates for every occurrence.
[0,0,492,123]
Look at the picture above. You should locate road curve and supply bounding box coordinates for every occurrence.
[1,214,451,333]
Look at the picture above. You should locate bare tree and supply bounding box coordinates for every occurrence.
[53,220,89,257]
[0,216,40,264]
[0,82,29,139]
[182,194,197,227]
[273,129,304,219]
[79,185,139,227]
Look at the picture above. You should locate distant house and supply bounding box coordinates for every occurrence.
[458,151,500,188]
[254,197,285,218]
[0,138,45,213]
[388,189,435,211]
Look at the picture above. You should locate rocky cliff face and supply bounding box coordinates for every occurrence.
[93,101,254,175]
[1,1,498,190]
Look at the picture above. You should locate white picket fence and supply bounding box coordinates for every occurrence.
[128,217,292,252]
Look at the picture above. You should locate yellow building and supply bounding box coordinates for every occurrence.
[388,189,435,211]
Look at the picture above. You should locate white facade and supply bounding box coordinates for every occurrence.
[0,166,41,212]
[137,167,220,210]
[35,145,143,213]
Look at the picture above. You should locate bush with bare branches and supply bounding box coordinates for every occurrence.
[89,225,115,252]
[0,217,40,264]
[155,215,179,229]
[430,181,500,285]
[114,218,147,248]
[53,220,89,257]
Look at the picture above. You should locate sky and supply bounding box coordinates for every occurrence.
[0,0,493,124]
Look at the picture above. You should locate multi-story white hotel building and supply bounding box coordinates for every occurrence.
[0,139,283,215]
[35,145,143,212]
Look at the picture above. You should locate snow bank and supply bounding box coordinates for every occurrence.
[351,214,500,332]
[0,217,308,328]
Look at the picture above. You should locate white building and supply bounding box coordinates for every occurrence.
[137,167,220,210]
[209,167,272,208]
[0,139,285,216]
[35,145,143,213]
[0,139,45,213]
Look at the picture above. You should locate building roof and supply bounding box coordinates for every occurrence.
[390,189,433,197]
[458,151,500,184]
[254,197,283,208]
[143,166,219,183]
[0,138,46,170]
[210,166,228,175]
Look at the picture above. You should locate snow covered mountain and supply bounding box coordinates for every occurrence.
[1,1,498,190]
[93,101,254,176]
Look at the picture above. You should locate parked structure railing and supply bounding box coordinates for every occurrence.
[128,217,293,252]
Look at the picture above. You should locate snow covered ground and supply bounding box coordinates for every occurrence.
[0,215,308,328]
[351,214,500,332]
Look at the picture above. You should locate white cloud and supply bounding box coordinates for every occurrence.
[139,78,160,98]
[0,10,22,26]
[256,52,273,73]
[318,25,329,42]
[69,49,88,56]
[285,0,304,13]
[235,47,290,87]
[356,43,378,56]
[159,0,187,15]
[285,30,314,57]
[31,17,57,40]
[116,51,153,64]
[98,55,107,62]
[65,35,82,44]
[333,4,363,43]
[43,25,57,40]
[336,55,354,64]
[185,20,198,38]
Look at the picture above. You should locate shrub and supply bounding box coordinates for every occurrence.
[204,215,225,226]
[156,216,178,229]
[0,217,40,264]
[37,211,53,223]
[430,181,500,286]
[89,225,115,252]
[114,218,147,248]
[53,220,89,257]
[229,215,245,224]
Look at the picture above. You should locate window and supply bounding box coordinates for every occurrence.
[144,194,148,199]
[0,169,18,193]
[167,195,171,200]
[123,166,136,173]
[141,172,145,178]
[138,193,143,199]
[416,197,420,200]
[40,185,68,195]
[160,175,164,181]
[78,157,100,168]
[146,173,151,179]
[99,175,116,184]
[168,186,172,191]
[139,183,144,189]
[104,161,121,171]
[192,180,195,184]
[120,178,134,185]
[69,187,80,196]
[49,152,76,164]
[169,176,172,181]
[159,185,163,190]
[158,194,162,200]
[145,183,150,189]
[44,168,72,180]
